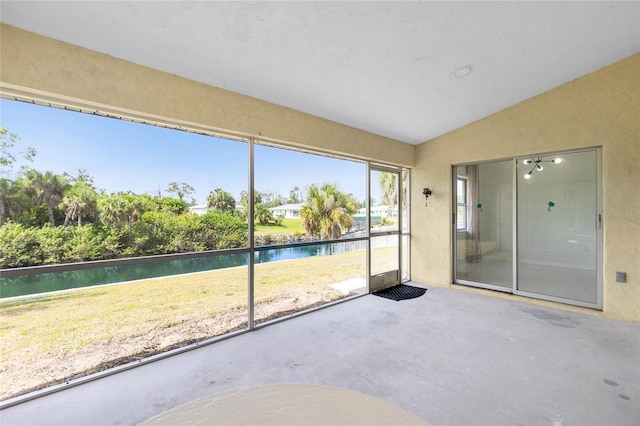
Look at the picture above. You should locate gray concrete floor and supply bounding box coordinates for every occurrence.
[1,285,639,426]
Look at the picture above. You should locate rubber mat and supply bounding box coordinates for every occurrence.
[373,284,427,301]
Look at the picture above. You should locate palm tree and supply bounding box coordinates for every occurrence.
[239,190,262,207]
[207,188,236,213]
[98,195,133,227]
[24,169,67,226]
[0,178,17,225]
[62,194,83,226]
[64,169,94,185]
[121,193,148,222]
[379,172,398,207]
[254,203,275,225]
[61,181,96,226]
[301,183,356,240]
[378,171,408,209]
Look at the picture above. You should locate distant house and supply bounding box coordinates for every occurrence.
[358,204,397,217]
[189,204,247,216]
[188,203,209,216]
[269,203,304,218]
[352,214,380,231]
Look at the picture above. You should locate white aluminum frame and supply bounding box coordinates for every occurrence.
[0,92,414,407]
[452,148,603,310]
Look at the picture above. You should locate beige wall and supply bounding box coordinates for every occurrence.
[411,54,640,322]
[1,24,638,321]
[0,24,414,167]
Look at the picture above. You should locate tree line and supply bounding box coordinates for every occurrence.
[0,128,248,268]
[0,128,364,268]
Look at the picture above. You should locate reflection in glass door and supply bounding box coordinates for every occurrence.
[454,161,513,289]
[517,150,599,304]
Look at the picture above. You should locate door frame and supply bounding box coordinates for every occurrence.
[452,148,603,310]
[368,163,405,292]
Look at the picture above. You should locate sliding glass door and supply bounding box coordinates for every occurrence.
[453,149,602,309]
[454,160,513,289]
[517,150,600,304]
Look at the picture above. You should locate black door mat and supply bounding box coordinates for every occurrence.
[373,284,427,301]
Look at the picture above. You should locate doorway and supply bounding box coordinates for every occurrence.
[369,166,405,292]
[453,149,602,308]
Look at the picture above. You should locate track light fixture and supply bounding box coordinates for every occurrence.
[522,156,563,179]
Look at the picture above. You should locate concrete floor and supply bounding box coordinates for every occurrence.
[1,285,638,426]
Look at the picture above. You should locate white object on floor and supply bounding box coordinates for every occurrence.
[139,383,430,425]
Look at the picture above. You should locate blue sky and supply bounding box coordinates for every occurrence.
[1,99,376,204]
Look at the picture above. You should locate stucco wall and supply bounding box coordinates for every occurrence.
[411,54,640,322]
[0,24,414,167]
[1,24,637,321]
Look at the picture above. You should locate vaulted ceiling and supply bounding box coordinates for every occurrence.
[1,1,638,144]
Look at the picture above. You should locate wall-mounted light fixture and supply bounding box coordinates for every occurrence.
[522,156,563,180]
[422,188,432,206]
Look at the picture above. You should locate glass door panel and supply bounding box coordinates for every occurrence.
[371,235,399,277]
[369,167,401,292]
[401,235,410,282]
[370,235,399,291]
[370,170,399,233]
[517,150,598,304]
[454,161,513,288]
[400,169,410,282]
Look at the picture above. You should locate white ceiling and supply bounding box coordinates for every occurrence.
[1,1,638,145]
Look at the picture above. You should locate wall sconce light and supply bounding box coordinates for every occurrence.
[422,188,432,206]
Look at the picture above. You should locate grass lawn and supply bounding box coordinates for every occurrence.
[0,247,395,400]
[254,218,304,235]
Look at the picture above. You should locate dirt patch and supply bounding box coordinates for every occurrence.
[0,289,344,401]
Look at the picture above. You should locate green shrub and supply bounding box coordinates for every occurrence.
[63,225,116,262]
[0,210,249,268]
[191,212,247,250]
[37,224,68,265]
[0,221,44,267]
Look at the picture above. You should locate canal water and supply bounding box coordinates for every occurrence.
[1,241,366,299]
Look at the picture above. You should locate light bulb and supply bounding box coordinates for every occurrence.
[524,173,532,180]
[554,158,563,164]
[536,164,543,171]
[523,159,533,165]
